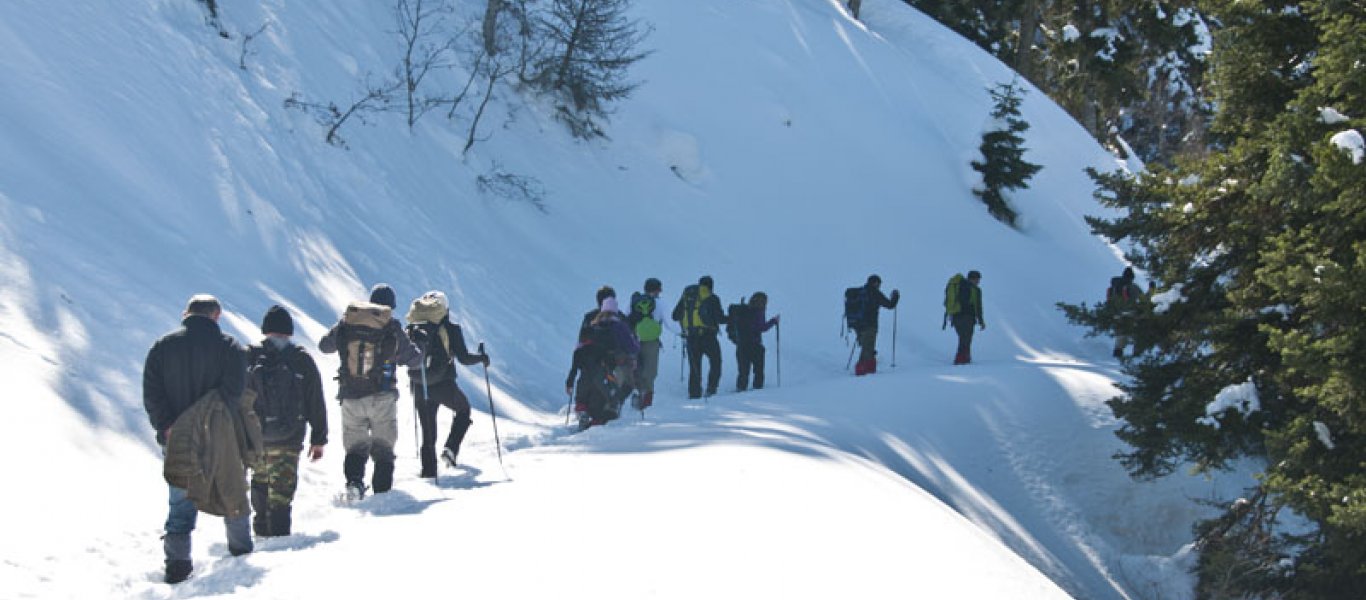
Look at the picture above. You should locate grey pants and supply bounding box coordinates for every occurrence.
[342,390,399,457]
[636,340,661,393]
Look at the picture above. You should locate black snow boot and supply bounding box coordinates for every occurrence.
[165,559,192,584]
[343,452,367,487]
[269,505,292,536]
[372,459,395,493]
[250,482,272,536]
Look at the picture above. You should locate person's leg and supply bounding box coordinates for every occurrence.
[340,399,370,486]
[753,343,767,390]
[703,336,722,395]
[370,392,399,493]
[223,511,253,556]
[164,484,198,564]
[415,386,440,477]
[735,343,751,391]
[442,385,474,465]
[686,338,704,398]
[256,447,301,535]
[954,318,975,364]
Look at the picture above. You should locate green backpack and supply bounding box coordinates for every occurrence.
[630,292,662,342]
[944,274,965,316]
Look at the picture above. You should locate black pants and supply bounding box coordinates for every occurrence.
[952,314,976,363]
[736,341,766,391]
[413,379,473,474]
[686,333,722,398]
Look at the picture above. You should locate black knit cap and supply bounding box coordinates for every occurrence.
[369,283,397,308]
[261,304,294,336]
[644,278,662,293]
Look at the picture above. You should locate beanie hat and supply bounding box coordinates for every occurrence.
[967,270,982,280]
[867,274,881,286]
[601,296,619,314]
[261,304,294,336]
[369,283,397,309]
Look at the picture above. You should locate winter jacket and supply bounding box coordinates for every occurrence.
[406,318,485,384]
[859,286,900,331]
[143,315,247,444]
[163,386,260,517]
[246,340,328,448]
[736,305,778,346]
[319,317,421,400]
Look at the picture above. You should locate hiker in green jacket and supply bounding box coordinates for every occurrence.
[947,271,985,365]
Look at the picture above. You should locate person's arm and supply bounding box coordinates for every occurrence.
[221,339,248,404]
[566,349,582,394]
[882,289,901,309]
[300,352,328,458]
[975,288,985,328]
[448,323,489,366]
[318,321,341,354]
[391,320,423,369]
[142,343,169,438]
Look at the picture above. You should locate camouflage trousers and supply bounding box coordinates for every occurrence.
[250,446,300,536]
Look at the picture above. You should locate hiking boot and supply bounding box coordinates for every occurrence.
[345,481,368,502]
[1112,348,1123,359]
[441,447,458,469]
[164,559,192,584]
[641,392,653,408]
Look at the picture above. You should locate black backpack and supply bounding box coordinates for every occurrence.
[725,297,751,343]
[1107,276,1130,302]
[844,287,869,331]
[248,345,306,444]
[408,321,455,382]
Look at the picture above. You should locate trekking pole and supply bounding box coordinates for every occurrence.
[565,381,575,427]
[776,321,782,387]
[416,354,429,458]
[680,336,687,382]
[846,343,857,370]
[891,306,898,368]
[478,343,504,469]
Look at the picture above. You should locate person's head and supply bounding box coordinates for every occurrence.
[644,277,662,297]
[261,304,294,338]
[699,275,714,291]
[967,270,982,285]
[600,296,619,315]
[1122,267,1135,282]
[750,291,767,308]
[184,294,222,321]
[369,283,397,309]
[596,285,616,306]
[867,274,882,289]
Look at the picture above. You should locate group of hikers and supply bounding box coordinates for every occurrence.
[143,285,488,583]
[145,265,1154,585]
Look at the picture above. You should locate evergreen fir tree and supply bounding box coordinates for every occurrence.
[530,0,651,138]
[971,78,1042,226]
[1060,1,1366,595]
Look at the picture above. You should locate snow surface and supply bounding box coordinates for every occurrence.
[0,0,1253,598]
[1330,129,1364,164]
[1197,381,1262,430]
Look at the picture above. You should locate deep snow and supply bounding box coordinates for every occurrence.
[0,0,1253,598]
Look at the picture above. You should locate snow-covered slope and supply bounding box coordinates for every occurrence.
[1,0,1250,598]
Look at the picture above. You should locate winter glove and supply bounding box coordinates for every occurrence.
[480,353,491,367]
[407,326,430,347]
[565,383,574,396]
[891,289,901,301]
[308,445,325,461]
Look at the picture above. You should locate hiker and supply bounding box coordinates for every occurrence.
[579,286,636,405]
[627,278,671,410]
[730,292,779,392]
[1107,267,1147,358]
[673,275,728,398]
[847,275,900,375]
[245,305,327,537]
[404,291,490,477]
[143,294,252,584]
[945,271,985,365]
[847,0,861,20]
[318,283,422,500]
[567,296,639,428]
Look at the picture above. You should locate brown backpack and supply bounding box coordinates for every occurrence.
[337,301,397,396]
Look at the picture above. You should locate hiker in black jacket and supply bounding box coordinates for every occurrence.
[246,305,327,537]
[673,275,727,398]
[733,292,779,392]
[142,294,251,584]
[319,284,421,500]
[950,271,985,365]
[405,291,490,477]
[853,275,900,375]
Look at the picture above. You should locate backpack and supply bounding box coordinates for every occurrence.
[844,287,869,331]
[672,285,702,329]
[726,297,751,343]
[248,345,306,444]
[409,321,455,382]
[336,301,398,396]
[1107,276,1131,303]
[944,274,965,316]
[629,292,662,342]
